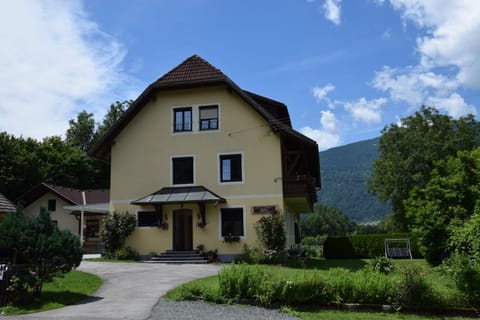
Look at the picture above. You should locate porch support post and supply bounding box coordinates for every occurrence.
[154,205,164,225]
[198,203,206,225]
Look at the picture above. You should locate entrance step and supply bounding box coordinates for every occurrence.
[145,250,208,264]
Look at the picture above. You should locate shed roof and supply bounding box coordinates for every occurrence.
[0,193,16,213]
[18,183,110,207]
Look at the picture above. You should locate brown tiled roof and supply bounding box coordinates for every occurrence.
[0,193,16,213]
[154,55,226,85]
[89,54,316,162]
[18,183,110,207]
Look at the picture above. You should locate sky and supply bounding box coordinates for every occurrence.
[1,0,479,151]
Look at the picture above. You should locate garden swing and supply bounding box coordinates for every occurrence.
[384,238,412,259]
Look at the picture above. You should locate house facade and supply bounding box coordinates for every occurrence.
[90,55,320,260]
[19,183,110,252]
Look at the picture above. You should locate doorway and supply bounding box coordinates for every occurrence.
[173,209,193,251]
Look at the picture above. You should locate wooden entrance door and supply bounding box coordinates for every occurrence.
[173,209,193,251]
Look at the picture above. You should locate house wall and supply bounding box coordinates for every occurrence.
[24,193,78,234]
[110,86,286,255]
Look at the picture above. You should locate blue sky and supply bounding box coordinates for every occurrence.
[1,1,479,150]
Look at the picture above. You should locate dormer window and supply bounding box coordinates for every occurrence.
[199,105,218,131]
[174,107,192,132]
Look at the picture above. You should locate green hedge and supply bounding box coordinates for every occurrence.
[323,233,422,259]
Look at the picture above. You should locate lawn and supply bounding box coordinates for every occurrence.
[166,259,476,319]
[0,270,102,315]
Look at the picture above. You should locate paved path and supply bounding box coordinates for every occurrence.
[5,261,222,320]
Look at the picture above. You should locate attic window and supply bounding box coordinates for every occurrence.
[174,107,192,132]
[199,105,218,130]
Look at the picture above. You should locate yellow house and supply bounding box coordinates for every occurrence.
[90,55,320,261]
[19,183,110,253]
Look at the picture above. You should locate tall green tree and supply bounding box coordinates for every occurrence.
[404,148,480,264]
[66,110,96,152]
[95,100,132,139]
[368,106,480,231]
[301,204,356,236]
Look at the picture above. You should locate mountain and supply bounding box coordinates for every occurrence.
[317,137,391,222]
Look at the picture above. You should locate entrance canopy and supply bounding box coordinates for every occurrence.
[131,186,225,205]
[65,203,110,215]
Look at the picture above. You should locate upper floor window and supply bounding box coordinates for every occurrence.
[172,156,194,185]
[220,154,242,182]
[174,107,192,132]
[199,105,218,131]
[48,199,56,212]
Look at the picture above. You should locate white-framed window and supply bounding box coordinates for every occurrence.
[199,105,219,131]
[219,206,246,239]
[137,211,163,227]
[171,155,195,185]
[173,107,192,132]
[219,153,243,183]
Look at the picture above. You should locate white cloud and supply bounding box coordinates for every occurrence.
[312,84,335,101]
[323,0,341,25]
[381,28,392,40]
[0,0,136,139]
[300,126,340,151]
[344,97,386,124]
[389,1,480,89]
[320,110,337,131]
[426,93,476,118]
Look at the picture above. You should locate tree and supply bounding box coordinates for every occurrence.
[0,207,82,296]
[96,100,132,139]
[404,148,480,264]
[368,106,480,231]
[66,110,96,152]
[301,204,356,237]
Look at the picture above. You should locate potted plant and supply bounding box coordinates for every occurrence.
[206,249,218,262]
[196,244,205,256]
[223,233,241,243]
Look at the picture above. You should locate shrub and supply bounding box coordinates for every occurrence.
[368,256,394,275]
[101,212,136,257]
[441,253,480,308]
[393,264,434,307]
[255,213,286,252]
[218,264,266,300]
[113,246,139,260]
[301,235,326,258]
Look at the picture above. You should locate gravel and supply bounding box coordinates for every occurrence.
[148,299,300,320]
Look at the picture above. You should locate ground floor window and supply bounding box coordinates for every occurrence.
[220,207,244,237]
[137,211,162,227]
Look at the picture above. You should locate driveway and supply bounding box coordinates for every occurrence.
[6,261,222,320]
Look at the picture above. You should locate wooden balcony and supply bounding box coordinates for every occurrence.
[283,175,317,213]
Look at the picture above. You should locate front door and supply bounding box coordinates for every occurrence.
[173,209,193,251]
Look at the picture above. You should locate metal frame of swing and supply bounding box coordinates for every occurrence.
[384,238,413,259]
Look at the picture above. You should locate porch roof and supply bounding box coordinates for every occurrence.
[131,186,225,205]
[64,203,110,214]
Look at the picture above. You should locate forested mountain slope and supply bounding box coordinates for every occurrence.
[317,138,391,222]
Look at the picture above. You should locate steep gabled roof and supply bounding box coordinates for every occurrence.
[89,55,316,161]
[18,183,110,207]
[0,193,16,213]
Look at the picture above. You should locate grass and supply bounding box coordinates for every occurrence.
[166,258,475,319]
[0,270,103,315]
[282,307,473,320]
